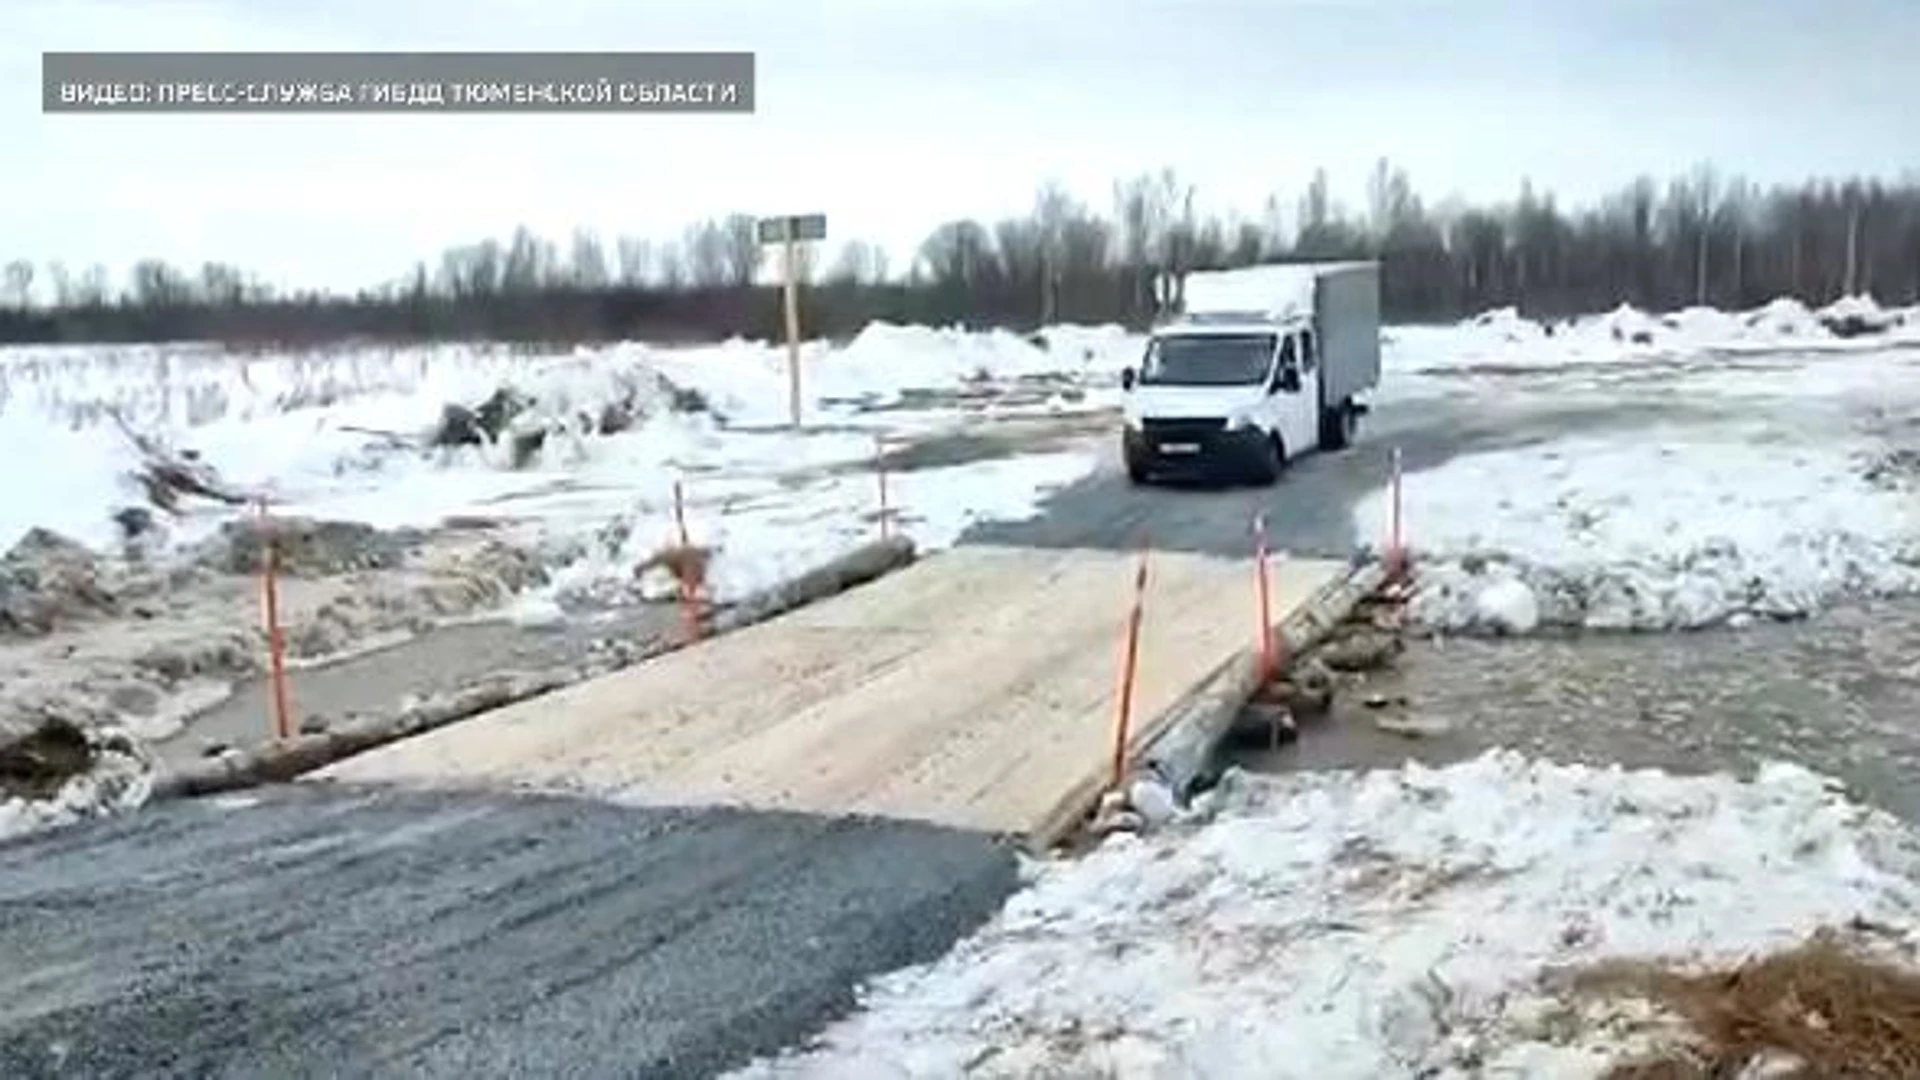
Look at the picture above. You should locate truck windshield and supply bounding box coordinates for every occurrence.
[1140,334,1274,386]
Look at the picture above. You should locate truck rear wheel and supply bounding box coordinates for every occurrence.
[1321,401,1359,451]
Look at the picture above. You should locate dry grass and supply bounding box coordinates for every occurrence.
[633,542,712,596]
[1574,930,1920,1078]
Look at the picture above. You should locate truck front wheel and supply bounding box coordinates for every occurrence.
[1123,440,1150,485]
[1252,434,1285,485]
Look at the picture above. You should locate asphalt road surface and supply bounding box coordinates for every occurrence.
[0,786,1018,1080]
[960,395,1676,558]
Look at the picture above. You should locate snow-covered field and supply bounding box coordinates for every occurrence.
[734,751,1920,1078]
[0,322,1136,611]
[1356,294,1920,633]
[9,293,1920,637]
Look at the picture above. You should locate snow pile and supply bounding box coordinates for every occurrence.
[643,321,1133,428]
[1353,432,1920,632]
[1819,293,1907,337]
[732,751,1920,1079]
[0,407,147,552]
[1395,295,1920,378]
[1744,296,1826,337]
[1032,322,1139,370]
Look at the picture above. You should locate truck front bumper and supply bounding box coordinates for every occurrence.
[1124,420,1269,479]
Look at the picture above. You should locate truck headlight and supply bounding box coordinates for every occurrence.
[1222,413,1250,431]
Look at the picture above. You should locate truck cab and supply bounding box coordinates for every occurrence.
[1120,317,1325,483]
[1118,261,1379,486]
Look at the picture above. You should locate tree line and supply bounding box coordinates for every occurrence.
[1,159,1915,346]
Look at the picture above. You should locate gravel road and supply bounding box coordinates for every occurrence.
[0,786,1018,1079]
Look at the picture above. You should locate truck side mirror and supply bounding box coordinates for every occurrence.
[1277,366,1300,393]
[1120,366,1137,391]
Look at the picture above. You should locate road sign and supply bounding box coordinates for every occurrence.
[756,213,827,244]
[754,213,827,428]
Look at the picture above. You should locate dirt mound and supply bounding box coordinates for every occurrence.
[192,517,422,577]
[0,528,119,637]
[0,703,154,842]
[1579,930,1920,1078]
[0,715,94,800]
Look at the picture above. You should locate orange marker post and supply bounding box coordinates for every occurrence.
[1254,512,1274,682]
[672,480,703,644]
[1387,445,1405,583]
[1110,539,1151,790]
[255,498,293,741]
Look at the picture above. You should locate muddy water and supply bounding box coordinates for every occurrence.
[1236,597,1920,822]
[155,605,678,769]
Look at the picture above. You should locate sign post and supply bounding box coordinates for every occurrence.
[756,213,827,429]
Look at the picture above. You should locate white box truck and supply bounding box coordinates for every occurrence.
[1119,261,1381,485]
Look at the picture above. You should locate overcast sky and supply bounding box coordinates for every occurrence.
[3,0,1914,294]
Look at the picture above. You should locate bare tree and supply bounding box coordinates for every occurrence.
[197,262,246,306]
[2,260,33,309]
[656,240,688,290]
[682,221,730,287]
[917,220,995,287]
[615,236,652,286]
[45,260,72,307]
[721,214,761,287]
[828,239,888,284]
[127,259,193,308]
[500,227,558,293]
[569,229,609,288]
[76,264,109,307]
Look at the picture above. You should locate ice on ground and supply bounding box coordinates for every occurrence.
[525,445,1099,612]
[1354,430,1920,632]
[731,751,1920,1080]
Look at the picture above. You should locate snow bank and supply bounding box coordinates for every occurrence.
[0,408,146,552]
[1395,295,1920,378]
[1353,432,1920,632]
[732,751,1920,1079]
[642,321,1136,428]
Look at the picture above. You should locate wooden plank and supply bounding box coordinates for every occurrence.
[312,546,1344,840]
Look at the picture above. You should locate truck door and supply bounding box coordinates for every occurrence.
[1268,331,1319,458]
